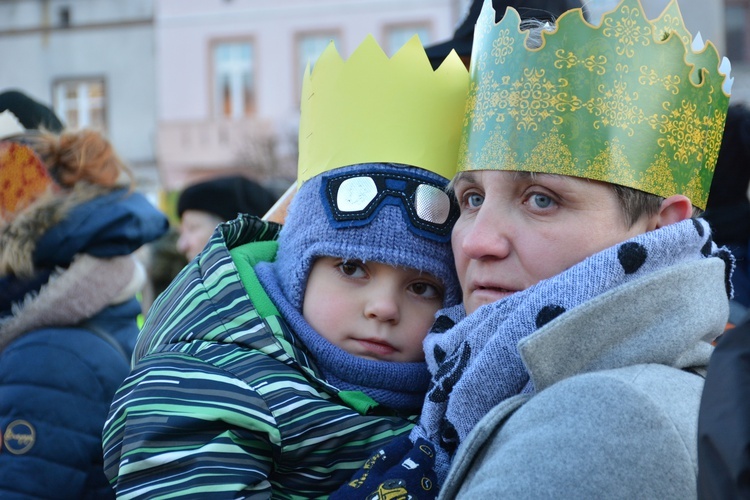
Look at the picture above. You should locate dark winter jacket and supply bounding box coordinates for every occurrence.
[698,319,750,499]
[0,183,168,499]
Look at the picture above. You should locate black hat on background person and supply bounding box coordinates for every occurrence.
[0,89,63,134]
[176,175,277,260]
[425,0,583,69]
[177,175,276,222]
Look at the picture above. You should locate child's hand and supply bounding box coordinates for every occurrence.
[329,435,438,499]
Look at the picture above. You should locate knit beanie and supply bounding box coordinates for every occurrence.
[177,175,276,221]
[272,162,461,312]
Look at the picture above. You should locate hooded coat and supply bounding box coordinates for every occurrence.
[438,257,727,499]
[0,182,168,499]
[102,215,420,499]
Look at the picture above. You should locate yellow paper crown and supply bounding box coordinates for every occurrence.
[460,0,732,209]
[298,35,469,185]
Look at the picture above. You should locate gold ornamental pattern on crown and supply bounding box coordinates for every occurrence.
[460,0,733,209]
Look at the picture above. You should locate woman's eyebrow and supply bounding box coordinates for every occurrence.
[451,171,476,188]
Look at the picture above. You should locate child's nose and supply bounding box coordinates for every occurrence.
[363,288,400,324]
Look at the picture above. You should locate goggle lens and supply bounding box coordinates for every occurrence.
[414,183,451,225]
[336,176,378,212]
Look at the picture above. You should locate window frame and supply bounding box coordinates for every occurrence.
[210,37,257,119]
[52,76,107,132]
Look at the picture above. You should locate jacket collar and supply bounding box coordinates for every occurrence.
[519,258,724,392]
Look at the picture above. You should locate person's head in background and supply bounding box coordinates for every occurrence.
[1,111,133,229]
[425,0,582,69]
[703,103,750,241]
[176,175,276,260]
[702,103,750,316]
[453,0,732,314]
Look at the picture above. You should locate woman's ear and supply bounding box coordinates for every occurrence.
[656,195,694,229]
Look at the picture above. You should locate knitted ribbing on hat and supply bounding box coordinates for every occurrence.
[272,163,461,311]
[410,218,734,485]
[256,262,430,413]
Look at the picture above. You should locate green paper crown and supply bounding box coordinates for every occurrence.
[459,0,732,209]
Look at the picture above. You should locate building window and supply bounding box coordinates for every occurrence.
[384,24,431,56]
[53,78,106,131]
[297,32,339,92]
[59,6,71,28]
[214,41,255,118]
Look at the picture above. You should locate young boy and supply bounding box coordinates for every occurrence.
[101,35,468,498]
[335,0,734,498]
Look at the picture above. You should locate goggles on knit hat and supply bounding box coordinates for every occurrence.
[323,167,458,240]
[273,163,462,312]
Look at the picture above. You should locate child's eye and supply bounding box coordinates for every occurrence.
[338,261,367,278]
[409,281,443,300]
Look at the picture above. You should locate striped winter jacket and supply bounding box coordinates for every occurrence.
[102,215,417,499]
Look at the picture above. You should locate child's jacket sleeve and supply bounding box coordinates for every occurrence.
[103,350,278,499]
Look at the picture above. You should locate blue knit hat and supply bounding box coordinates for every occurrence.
[273,163,461,311]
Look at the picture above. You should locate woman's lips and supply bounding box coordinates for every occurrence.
[472,285,517,302]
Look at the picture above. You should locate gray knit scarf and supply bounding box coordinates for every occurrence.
[410,218,733,484]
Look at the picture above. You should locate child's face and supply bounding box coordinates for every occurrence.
[452,170,656,315]
[302,257,445,362]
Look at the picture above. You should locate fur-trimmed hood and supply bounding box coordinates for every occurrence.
[1,181,167,278]
[1,181,117,277]
[0,181,168,350]
[0,254,144,351]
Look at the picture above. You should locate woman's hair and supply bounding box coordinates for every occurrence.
[31,129,133,189]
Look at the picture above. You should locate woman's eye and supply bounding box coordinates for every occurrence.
[530,193,554,209]
[339,261,367,278]
[462,192,484,209]
[409,282,442,300]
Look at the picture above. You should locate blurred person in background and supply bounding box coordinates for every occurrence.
[176,175,277,261]
[139,227,188,314]
[0,94,168,499]
[703,103,750,327]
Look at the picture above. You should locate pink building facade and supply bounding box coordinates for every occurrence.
[155,0,460,191]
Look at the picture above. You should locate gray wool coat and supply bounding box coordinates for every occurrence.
[440,257,728,499]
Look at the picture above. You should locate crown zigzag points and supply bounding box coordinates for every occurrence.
[461,0,731,209]
[298,35,469,184]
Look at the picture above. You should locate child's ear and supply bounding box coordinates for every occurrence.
[655,195,694,229]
